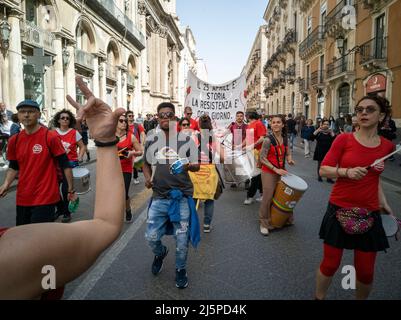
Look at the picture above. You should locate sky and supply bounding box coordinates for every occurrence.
[176,0,267,85]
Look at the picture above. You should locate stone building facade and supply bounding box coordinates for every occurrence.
[262,0,301,116]
[0,0,190,121]
[244,25,268,112]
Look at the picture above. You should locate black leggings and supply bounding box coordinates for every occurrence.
[123,172,132,200]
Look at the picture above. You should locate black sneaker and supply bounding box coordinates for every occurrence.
[125,210,133,223]
[62,213,72,223]
[175,269,188,289]
[327,179,335,184]
[318,177,323,182]
[151,246,168,275]
[203,224,211,233]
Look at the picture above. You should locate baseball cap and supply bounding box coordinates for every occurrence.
[16,99,40,111]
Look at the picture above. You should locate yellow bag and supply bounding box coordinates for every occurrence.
[189,164,219,200]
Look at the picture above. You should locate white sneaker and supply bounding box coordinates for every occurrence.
[133,179,140,185]
[244,198,254,205]
[256,196,263,202]
[260,226,269,236]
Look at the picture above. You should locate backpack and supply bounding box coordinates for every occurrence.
[14,128,64,183]
[268,134,288,170]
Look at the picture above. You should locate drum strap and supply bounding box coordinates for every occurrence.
[268,134,287,169]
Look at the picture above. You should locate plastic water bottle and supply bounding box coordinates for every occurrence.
[68,197,80,213]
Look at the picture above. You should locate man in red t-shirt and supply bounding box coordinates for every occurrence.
[0,100,75,225]
[180,107,200,132]
[243,111,266,204]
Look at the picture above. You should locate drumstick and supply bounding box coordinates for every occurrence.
[366,144,401,169]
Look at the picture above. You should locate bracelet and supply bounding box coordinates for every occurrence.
[345,168,350,178]
[94,136,120,147]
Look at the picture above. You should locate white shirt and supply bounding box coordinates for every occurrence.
[0,120,13,135]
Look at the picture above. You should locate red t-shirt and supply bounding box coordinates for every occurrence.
[246,120,267,150]
[322,133,395,211]
[117,130,134,174]
[7,127,66,206]
[55,128,80,162]
[129,123,145,142]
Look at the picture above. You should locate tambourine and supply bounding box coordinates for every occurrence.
[381,214,401,239]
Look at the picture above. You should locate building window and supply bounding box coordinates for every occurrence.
[375,14,385,59]
[338,83,350,115]
[25,0,37,24]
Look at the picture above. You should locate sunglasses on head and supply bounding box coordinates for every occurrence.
[60,116,70,121]
[355,106,379,114]
[158,111,175,119]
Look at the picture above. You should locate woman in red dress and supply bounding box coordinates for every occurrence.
[315,95,396,300]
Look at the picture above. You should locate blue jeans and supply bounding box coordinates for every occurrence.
[289,133,296,151]
[196,199,214,225]
[145,198,190,270]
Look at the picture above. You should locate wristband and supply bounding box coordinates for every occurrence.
[94,136,120,147]
[345,168,350,178]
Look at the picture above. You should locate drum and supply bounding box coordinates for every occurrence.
[270,173,308,228]
[223,149,260,184]
[72,167,91,195]
[381,215,400,238]
[134,155,144,169]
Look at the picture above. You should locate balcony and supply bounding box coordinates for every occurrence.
[285,64,296,83]
[272,79,280,92]
[362,0,391,11]
[298,78,311,92]
[75,49,94,72]
[311,70,325,88]
[299,26,325,60]
[283,29,297,52]
[87,0,145,50]
[326,51,355,80]
[325,0,355,38]
[279,0,288,9]
[359,37,387,71]
[20,20,55,52]
[106,63,118,81]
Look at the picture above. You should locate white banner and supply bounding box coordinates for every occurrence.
[184,71,247,130]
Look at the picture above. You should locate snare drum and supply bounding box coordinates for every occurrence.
[223,149,260,184]
[72,167,91,195]
[270,173,308,228]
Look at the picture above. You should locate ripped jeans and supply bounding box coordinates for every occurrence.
[145,198,190,270]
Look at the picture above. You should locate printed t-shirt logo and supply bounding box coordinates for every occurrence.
[155,147,179,161]
[33,144,43,154]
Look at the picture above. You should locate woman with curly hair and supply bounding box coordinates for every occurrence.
[258,115,295,236]
[51,109,86,223]
[315,95,395,300]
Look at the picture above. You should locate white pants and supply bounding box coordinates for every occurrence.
[304,139,310,156]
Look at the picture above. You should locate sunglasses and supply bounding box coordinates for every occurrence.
[355,106,379,114]
[127,114,134,118]
[60,116,70,121]
[182,123,190,127]
[158,111,175,119]
[118,119,127,123]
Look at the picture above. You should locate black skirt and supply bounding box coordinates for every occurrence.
[319,202,389,252]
